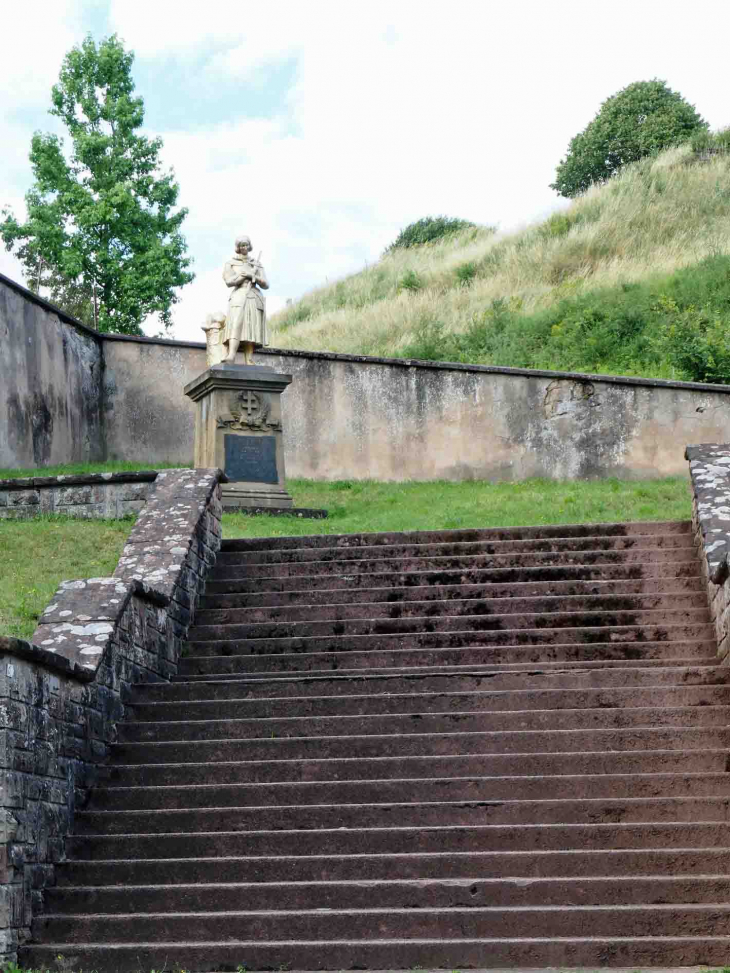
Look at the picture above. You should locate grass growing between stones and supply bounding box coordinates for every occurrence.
[0,515,135,640]
[223,476,692,539]
[0,460,185,479]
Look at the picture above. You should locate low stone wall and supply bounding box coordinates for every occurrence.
[0,468,224,961]
[686,443,730,660]
[0,470,157,520]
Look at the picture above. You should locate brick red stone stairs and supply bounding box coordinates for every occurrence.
[22,519,730,971]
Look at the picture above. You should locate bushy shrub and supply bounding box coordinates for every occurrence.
[398,269,424,293]
[691,126,730,160]
[455,262,477,286]
[385,216,476,253]
[551,79,707,198]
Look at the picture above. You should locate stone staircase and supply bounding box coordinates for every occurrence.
[22,519,730,971]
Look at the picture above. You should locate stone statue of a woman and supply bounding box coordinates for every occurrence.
[222,235,269,364]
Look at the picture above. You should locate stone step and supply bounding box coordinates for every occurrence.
[54,846,730,887]
[86,771,730,813]
[65,821,730,862]
[204,561,701,595]
[208,547,698,581]
[188,608,712,643]
[127,683,730,722]
[193,591,710,627]
[214,534,695,567]
[31,902,730,944]
[118,704,730,743]
[109,725,730,765]
[140,664,729,702]
[199,575,706,610]
[75,794,730,834]
[184,623,717,659]
[99,750,730,790]
[22,934,730,973]
[218,520,692,553]
[178,647,717,679]
[42,873,730,915]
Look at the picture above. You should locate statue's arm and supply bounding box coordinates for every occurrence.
[255,265,270,290]
[223,261,252,288]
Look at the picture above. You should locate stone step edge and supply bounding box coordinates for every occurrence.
[195,593,712,616]
[159,662,725,689]
[75,794,730,818]
[215,537,698,564]
[122,703,730,727]
[188,609,713,633]
[92,763,730,782]
[219,519,692,546]
[210,550,700,576]
[31,903,730,919]
[184,627,717,653]
[110,724,730,749]
[43,871,730,890]
[176,658,720,682]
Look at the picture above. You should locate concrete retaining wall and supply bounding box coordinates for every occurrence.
[5,271,730,481]
[0,276,104,470]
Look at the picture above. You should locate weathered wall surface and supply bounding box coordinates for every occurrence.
[103,338,730,481]
[103,337,206,465]
[5,271,730,480]
[0,276,104,470]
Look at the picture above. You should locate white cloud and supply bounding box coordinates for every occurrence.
[5,0,730,341]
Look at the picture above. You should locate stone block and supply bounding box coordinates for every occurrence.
[7,491,38,507]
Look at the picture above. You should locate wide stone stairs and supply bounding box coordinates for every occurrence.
[23,519,730,970]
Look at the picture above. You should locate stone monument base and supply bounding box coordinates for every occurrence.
[184,363,294,510]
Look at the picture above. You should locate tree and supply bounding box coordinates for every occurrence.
[1,34,193,333]
[551,80,708,199]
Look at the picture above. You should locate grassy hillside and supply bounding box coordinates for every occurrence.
[272,145,730,383]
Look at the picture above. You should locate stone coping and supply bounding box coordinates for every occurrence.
[686,443,730,583]
[0,469,158,490]
[0,633,96,682]
[4,268,730,396]
[4,468,225,680]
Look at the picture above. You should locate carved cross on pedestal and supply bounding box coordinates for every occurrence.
[240,391,259,416]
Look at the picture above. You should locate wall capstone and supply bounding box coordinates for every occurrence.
[686,443,730,661]
[0,467,225,962]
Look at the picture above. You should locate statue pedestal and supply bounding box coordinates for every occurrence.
[184,363,294,510]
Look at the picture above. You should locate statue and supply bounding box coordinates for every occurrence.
[201,311,227,366]
[222,235,269,365]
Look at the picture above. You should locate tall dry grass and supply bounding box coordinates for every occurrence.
[271,145,730,357]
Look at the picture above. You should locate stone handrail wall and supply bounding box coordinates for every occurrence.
[686,443,730,660]
[0,470,158,520]
[0,468,224,961]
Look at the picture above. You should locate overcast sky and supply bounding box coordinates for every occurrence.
[2,0,730,341]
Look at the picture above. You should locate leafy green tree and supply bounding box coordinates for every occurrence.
[551,80,708,199]
[1,34,193,333]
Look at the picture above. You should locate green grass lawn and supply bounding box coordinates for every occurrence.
[0,516,134,640]
[0,460,185,480]
[224,476,693,539]
[0,476,693,641]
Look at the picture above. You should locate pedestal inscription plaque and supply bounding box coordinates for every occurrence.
[224,435,278,484]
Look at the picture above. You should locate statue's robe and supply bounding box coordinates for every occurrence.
[223,255,269,347]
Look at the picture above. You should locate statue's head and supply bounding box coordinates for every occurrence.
[235,235,252,255]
